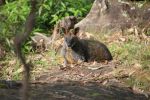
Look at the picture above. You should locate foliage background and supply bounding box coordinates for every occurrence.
[0,0,93,51]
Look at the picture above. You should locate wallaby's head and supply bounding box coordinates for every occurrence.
[64,27,80,48]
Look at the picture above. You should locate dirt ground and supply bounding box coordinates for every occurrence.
[0,61,150,100]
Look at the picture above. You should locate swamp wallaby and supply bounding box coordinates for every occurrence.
[61,27,113,66]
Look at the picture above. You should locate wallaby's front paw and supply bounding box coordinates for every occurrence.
[59,64,71,70]
[63,60,67,67]
[59,60,69,69]
[77,59,84,65]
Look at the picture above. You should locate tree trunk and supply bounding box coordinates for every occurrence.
[75,0,150,34]
[0,0,5,6]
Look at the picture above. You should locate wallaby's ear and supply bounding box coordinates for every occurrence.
[74,27,80,35]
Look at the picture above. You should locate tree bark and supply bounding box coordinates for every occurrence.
[75,0,150,34]
[0,0,5,6]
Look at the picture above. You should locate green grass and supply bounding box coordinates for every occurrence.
[109,39,150,69]
[107,35,150,91]
[0,48,62,80]
[0,54,22,80]
[93,31,150,91]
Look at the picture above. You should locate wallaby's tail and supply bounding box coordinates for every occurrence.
[99,42,113,61]
[104,46,113,61]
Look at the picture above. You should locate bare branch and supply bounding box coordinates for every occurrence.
[13,0,37,100]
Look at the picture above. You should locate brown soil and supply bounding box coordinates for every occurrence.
[0,61,149,100]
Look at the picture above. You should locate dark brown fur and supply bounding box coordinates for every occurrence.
[61,28,112,66]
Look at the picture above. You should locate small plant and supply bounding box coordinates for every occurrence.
[0,0,30,50]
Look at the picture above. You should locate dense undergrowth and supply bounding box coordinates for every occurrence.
[0,0,93,51]
[103,33,150,92]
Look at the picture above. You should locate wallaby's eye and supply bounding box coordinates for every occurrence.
[64,38,67,42]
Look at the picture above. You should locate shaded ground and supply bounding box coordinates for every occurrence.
[1,82,148,100]
[0,61,149,100]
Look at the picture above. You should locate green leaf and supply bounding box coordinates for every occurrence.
[60,1,66,9]
[43,4,50,10]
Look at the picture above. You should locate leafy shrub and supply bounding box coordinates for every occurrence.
[36,0,93,32]
[0,0,93,51]
[0,0,30,50]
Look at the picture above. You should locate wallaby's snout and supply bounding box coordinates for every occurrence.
[65,36,72,47]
